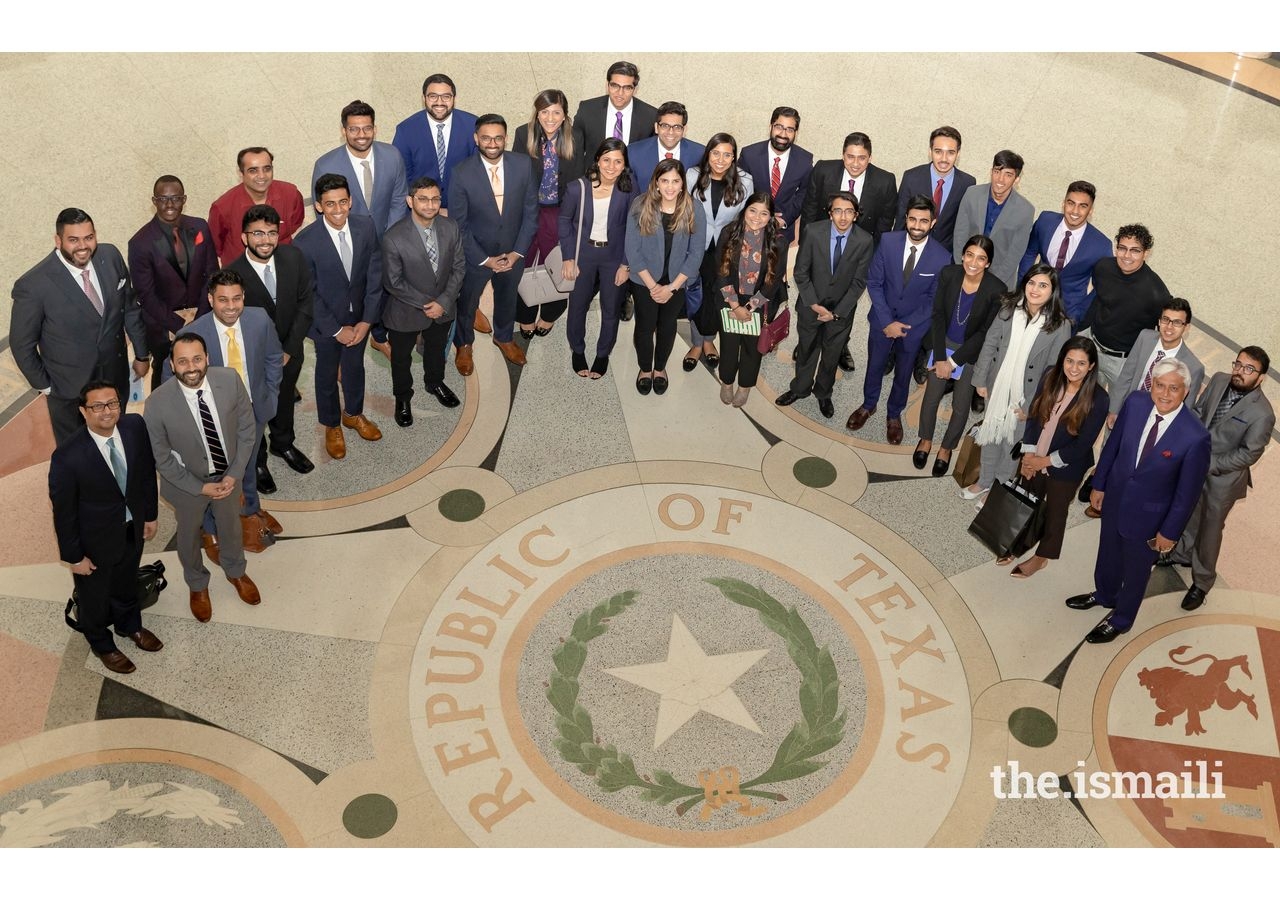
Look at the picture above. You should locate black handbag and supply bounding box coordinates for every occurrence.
[64,560,168,632]
[967,478,1047,559]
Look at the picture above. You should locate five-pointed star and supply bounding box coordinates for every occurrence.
[603,614,769,749]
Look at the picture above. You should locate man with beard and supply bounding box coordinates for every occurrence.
[894,126,976,253]
[740,106,813,245]
[311,99,407,235]
[208,147,306,265]
[392,74,478,211]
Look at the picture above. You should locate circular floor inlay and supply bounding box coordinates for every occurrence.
[1008,707,1058,748]
[342,793,398,839]
[792,456,837,488]
[438,488,486,522]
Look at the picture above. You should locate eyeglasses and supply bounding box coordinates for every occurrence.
[656,123,685,133]
[1231,360,1261,375]
[153,195,186,206]
[425,93,454,102]
[772,125,797,135]
[84,400,121,412]
[607,82,636,93]
[1158,316,1187,327]
[345,125,375,135]
[246,230,279,239]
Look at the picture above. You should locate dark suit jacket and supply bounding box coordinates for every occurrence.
[739,141,814,243]
[127,215,219,344]
[380,214,466,331]
[1020,379,1110,483]
[391,109,479,208]
[793,221,873,319]
[574,96,658,153]
[1017,213,1111,316]
[1094,391,1212,541]
[176,307,283,425]
[293,214,385,338]
[894,164,977,252]
[310,142,408,235]
[1191,372,1275,502]
[801,160,898,247]
[626,136,706,186]
[865,232,952,336]
[558,178,634,266]
[9,245,148,399]
[48,413,158,566]
[215,246,315,359]
[929,266,1005,366]
[448,152,540,266]
[512,123,589,204]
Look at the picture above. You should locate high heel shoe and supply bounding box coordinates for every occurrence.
[590,357,609,380]
[572,352,589,377]
[519,327,536,340]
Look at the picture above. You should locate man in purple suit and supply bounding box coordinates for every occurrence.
[1066,358,1211,643]
[1018,181,1112,326]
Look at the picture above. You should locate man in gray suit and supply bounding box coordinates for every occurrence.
[1108,298,1205,426]
[1159,347,1274,610]
[144,333,261,622]
[10,208,150,445]
[310,99,408,236]
[382,176,466,425]
[950,150,1034,291]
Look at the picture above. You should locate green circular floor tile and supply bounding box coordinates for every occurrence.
[343,793,398,839]
[793,456,838,489]
[1008,707,1058,748]
[438,488,486,522]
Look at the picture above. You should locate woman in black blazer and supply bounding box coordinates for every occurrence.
[1007,336,1109,577]
[915,234,1004,476]
[512,89,586,339]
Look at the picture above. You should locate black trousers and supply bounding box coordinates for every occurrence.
[631,281,684,372]
[265,350,303,454]
[73,526,142,654]
[389,322,451,399]
[1025,471,1083,559]
[718,331,764,388]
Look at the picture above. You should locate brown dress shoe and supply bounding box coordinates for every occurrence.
[227,574,261,605]
[201,531,221,566]
[886,418,904,445]
[241,514,273,553]
[846,407,874,431]
[325,425,347,459]
[455,344,475,376]
[369,337,392,361]
[493,339,527,366]
[127,628,164,652]
[342,412,382,441]
[258,509,284,535]
[474,309,492,334]
[95,649,136,674]
[190,588,212,622]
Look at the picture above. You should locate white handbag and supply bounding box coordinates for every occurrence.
[518,178,586,307]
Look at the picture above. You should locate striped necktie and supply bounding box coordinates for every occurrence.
[197,389,229,476]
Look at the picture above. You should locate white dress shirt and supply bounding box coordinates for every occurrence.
[178,377,229,476]
[347,147,375,187]
[244,252,277,303]
[607,100,634,145]
[215,317,253,388]
[88,426,131,522]
[769,147,792,187]
[844,170,865,202]
[1135,402,1183,467]
[1047,219,1085,268]
[58,252,105,302]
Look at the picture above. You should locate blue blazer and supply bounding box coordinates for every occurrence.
[1094,391,1212,541]
[624,199,707,287]
[392,110,479,209]
[310,142,407,236]
[175,307,283,426]
[1017,213,1111,321]
[293,214,385,338]
[1020,379,1110,482]
[738,141,813,243]
[865,231,952,335]
[627,136,706,186]
[559,178,634,266]
[448,152,540,267]
[894,164,976,252]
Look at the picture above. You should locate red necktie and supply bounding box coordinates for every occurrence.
[1139,414,1164,465]
[932,178,944,211]
[664,152,672,159]
[770,157,781,198]
[1054,230,1071,270]
[173,226,188,276]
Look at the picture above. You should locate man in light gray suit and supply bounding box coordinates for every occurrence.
[10,208,150,445]
[951,150,1034,291]
[381,176,466,426]
[311,99,408,236]
[1108,298,1205,425]
[1158,347,1275,610]
[144,333,261,623]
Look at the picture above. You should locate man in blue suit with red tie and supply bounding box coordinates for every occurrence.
[392,74,478,212]
[1018,181,1111,326]
[846,196,951,445]
[1066,358,1211,643]
[894,126,976,254]
[627,101,706,185]
[739,106,813,245]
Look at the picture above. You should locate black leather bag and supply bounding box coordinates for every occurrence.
[64,560,168,632]
[968,478,1046,559]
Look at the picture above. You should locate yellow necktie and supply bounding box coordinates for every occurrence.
[225,327,247,386]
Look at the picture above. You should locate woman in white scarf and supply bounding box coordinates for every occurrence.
[962,264,1071,506]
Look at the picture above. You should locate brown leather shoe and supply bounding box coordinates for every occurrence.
[258,509,283,535]
[455,344,475,376]
[342,412,382,441]
[325,425,346,459]
[127,628,163,652]
[845,407,874,431]
[95,649,136,674]
[494,339,527,366]
[227,574,261,605]
[369,337,392,361]
[1084,505,1102,519]
[241,515,273,553]
[190,588,212,622]
[201,531,221,566]
[886,418,904,445]
[474,309,492,334]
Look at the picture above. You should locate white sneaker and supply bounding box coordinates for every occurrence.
[959,485,988,501]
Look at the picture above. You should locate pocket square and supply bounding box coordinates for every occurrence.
[194,231,204,246]
[1161,449,1172,458]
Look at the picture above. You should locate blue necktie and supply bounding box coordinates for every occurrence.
[832,234,844,274]
[107,437,131,523]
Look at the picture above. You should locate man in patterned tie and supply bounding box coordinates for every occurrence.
[392,74,478,212]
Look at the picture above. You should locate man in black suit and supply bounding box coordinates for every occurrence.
[739,106,814,246]
[48,381,160,674]
[574,60,658,152]
[215,204,316,484]
[894,126,976,253]
[10,209,150,446]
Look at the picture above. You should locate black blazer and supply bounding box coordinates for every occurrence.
[574,95,658,155]
[930,266,1005,366]
[213,245,316,359]
[1020,379,1110,482]
[800,160,898,247]
[48,413,158,566]
[512,123,589,206]
[711,233,790,322]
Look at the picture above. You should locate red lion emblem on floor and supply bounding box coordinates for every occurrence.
[1137,645,1259,736]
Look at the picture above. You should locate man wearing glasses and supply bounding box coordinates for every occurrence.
[208,147,306,265]
[574,61,658,152]
[1080,224,1172,386]
[740,106,813,245]
[128,176,219,388]
[392,74,478,211]
[627,101,705,184]
[1158,348,1274,611]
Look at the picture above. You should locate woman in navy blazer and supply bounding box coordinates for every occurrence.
[560,138,634,378]
[1006,336,1109,577]
[624,158,707,395]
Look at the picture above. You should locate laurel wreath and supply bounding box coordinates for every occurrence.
[545,577,846,818]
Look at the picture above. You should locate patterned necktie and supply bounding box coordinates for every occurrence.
[770,157,781,198]
[338,230,353,279]
[225,327,247,386]
[106,437,131,523]
[263,264,276,303]
[423,226,439,271]
[196,388,229,476]
[847,177,856,197]
[80,269,104,316]
[490,163,503,214]
[1139,414,1164,465]
[832,234,844,274]
[1054,229,1071,270]
[1142,350,1166,392]
[1211,388,1243,428]
[932,178,944,211]
[613,111,624,141]
[360,159,374,208]
[902,244,917,287]
[173,226,188,276]
[435,123,447,180]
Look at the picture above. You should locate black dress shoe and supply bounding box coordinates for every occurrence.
[912,443,929,470]
[775,390,805,407]
[395,398,413,427]
[818,398,835,419]
[1181,586,1208,611]
[255,465,277,494]
[931,455,950,477]
[294,387,303,404]
[1085,620,1128,644]
[1077,475,1094,503]
[427,383,460,408]
[621,296,635,322]
[883,356,896,377]
[838,347,856,373]
[1156,554,1191,569]
[636,374,652,396]
[913,365,928,385]
[271,445,315,474]
[971,394,985,414]
[1066,592,1104,611]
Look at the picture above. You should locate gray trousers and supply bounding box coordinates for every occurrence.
[917,346,977,450]
[164,481,247,589]
[978,438,1020,490]
[1171,489,1236,591]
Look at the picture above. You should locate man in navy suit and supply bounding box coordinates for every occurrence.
[1018,181,1111,325]
[448,114,539,373]
[48,381,160,674]
[846,196,951,445]
[1066,358,1211,643]
[740,106,813,245]
[311,100,407,236]
[392,74,478,212]
[294,173,385,459]
[894,126,976,253]
[128,176,219,389]
[575,61,658,152]
[627,101,706,185]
